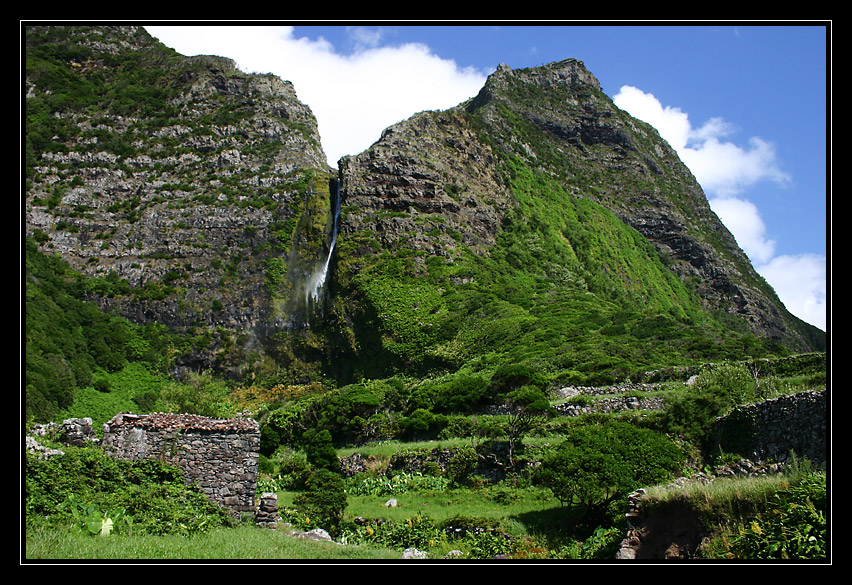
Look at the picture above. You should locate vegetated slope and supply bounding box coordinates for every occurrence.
[24,25,336,386]
[322,59,824,384]
[24,26,825,405]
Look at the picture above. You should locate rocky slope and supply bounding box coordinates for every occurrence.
[25,25,336,378]
[335,60,821,357]
[24,26,824,388]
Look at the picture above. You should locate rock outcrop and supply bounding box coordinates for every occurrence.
[25,25,335,378]
[25,27,824,388]
[337,58,820,354]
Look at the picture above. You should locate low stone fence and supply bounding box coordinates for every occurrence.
[101,412,261,517]
[715,389,826,465]
[553,395,666,417]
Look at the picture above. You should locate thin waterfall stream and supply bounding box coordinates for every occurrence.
[304,179,340,307]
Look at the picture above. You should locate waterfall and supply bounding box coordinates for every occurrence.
[305,179,340,306]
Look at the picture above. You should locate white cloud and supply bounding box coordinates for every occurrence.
[613,85,790,198]
[708,196,776,265]
[613,85,825,331]
[756,254,827,331]
[145,25,488,165]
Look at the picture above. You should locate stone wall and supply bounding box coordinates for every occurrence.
[549,383,666,417]
[101,412,260,517]
[715,389,826,465]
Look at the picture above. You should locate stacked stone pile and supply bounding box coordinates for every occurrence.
[29,417,98,446]
[255,492,280,528]
[553,382,664,399]
[553,395,666,417]
[26,418,99,459]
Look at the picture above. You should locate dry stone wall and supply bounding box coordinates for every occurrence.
[101,412,260,517]
[715,389,827,465]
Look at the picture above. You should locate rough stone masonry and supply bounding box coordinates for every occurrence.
[101,412,261,517]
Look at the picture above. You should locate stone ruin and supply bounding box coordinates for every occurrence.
[100,412,260,517]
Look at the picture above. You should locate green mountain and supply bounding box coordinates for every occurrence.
[24,26,824,421]
[323,60,824,383]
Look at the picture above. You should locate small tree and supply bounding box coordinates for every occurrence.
[503,385,554,466]
[293,467,348,538]
[533,420,683,522]
[301,428,340,473]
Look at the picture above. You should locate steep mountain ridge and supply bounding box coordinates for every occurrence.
[24,26,824,395]
[326,58,822,381]
[463,59,813,349]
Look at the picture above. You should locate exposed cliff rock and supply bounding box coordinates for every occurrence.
[25,27,823,388]
[339,107,513,260]
[335,58,822,360]
[25,25,334,378]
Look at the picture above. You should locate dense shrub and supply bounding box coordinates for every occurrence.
[25,445,235,535]
[301,428,341,472]
[662,363,762,453]
[727,469,826,559]
[398,408,448,440]
[488,363,547,396]
[432,374,490,414]
[344,471,452,497]
[533,420,684,521]
[293,468,348,537]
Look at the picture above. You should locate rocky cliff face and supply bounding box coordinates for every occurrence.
[25,25,335,377]
[335,59,822,357]
[25,27,823,386]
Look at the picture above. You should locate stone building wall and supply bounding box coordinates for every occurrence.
[101,412,260,517]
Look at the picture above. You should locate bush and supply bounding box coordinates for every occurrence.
[301,428,341,473]
[489,363,547,396]
[293,468,348,537]
[663,363,762,454]
[432,374,489,413]
[399,408,447,440]
[533,420,683,522]
[342,513,446,553]
[92,373,111,393]
[25,445,234,535]
[344,471,451,497]
[727,470,826,559]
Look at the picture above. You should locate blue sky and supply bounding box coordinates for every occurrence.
[144,23,829,331]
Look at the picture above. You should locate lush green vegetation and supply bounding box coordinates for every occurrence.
[323,137,797,389]
[24,236,826,560]
[26,444,238,538]
[24,237,224,425]
[24,28,827,561]
[642,456,827,560]
[25,238,826,559]
[24,26,186,178]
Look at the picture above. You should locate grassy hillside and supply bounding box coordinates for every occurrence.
[322,154,793,387]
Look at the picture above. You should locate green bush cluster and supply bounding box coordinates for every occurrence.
[660,363,784,455]
[532,419,684,522]
[727,469,826,560]
[344,471,452,497]
[292,468,348,538]
[26,445,236,536]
